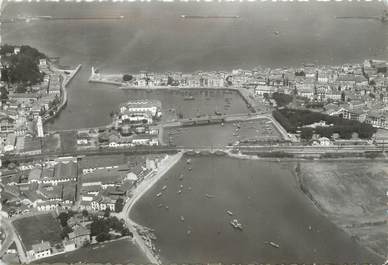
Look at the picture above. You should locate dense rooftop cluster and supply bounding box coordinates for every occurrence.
[0,45,64,154]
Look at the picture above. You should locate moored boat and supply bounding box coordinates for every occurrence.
[230,219,243,230]
[268,241,280,248]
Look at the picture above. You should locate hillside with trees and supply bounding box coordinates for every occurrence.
[0,44,46,86]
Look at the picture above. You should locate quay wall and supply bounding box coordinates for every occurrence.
[43,64,82,124]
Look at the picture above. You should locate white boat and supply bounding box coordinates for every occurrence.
[180,216,185,222]
[205,194,216,198]
[269,241,280,248]
[156,192,162,197]
[226,210,233,216]
[177,189,182,194]
[162,185,167,191]
[230,219,243,230]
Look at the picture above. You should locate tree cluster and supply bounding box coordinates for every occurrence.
[0,45,46,86]
[90,215,131,242]
[115,197,124,213]
[271,92,293,107]
[273,108,377,140]
[57,211,76,239]
[123,74,133,82]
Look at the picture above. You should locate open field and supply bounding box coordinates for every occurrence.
[12,213,63,251]
[299,162,388,258]
[42,133,61,154]
[58,131,77,153]
[79,154,126,170]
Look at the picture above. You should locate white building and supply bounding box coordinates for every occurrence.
[29,241,51,259]
[37,116,44,138]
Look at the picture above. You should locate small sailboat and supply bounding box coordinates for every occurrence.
[268,241,280,248]
[180,216,185,222]
[177,189,182,194]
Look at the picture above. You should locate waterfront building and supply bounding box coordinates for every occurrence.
[119,100,161,118]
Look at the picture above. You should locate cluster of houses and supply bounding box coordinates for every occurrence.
[1,159,78,215]
[78,155,163,212]
[253,60,388,129]
[118,71,227,88]
[2,154,165,218]
[0,47,64,154]
[2,155,166,262]
[107,59,388,131]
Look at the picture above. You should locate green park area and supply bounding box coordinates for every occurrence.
[273,108,377,140]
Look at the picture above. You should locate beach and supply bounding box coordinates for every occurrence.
[119,152,183,264]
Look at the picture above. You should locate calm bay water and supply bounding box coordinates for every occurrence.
[2,2,386,263]
[131,155,380,264]
[2,1,388,129]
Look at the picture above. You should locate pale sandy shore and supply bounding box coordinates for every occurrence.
[119,152,183,265]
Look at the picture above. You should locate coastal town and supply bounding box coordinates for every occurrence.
[0,42,388,264]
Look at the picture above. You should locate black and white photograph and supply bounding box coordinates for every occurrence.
[0,0,387,264]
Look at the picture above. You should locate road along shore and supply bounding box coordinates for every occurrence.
[121,152,183,265]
